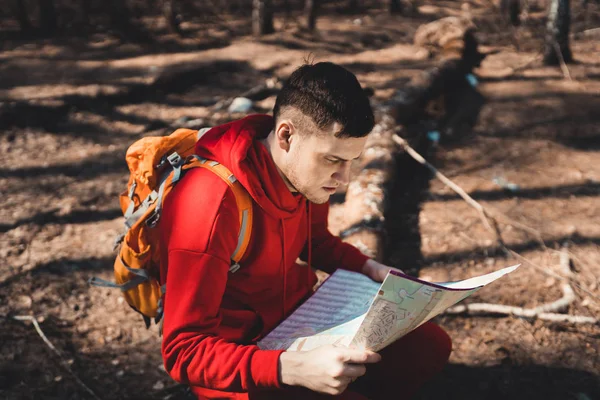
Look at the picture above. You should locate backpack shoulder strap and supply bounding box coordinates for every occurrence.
[185,155,253,272]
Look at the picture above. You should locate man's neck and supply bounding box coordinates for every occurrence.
[260,133,297,193]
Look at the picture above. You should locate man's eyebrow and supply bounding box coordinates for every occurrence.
[327,153,362,162]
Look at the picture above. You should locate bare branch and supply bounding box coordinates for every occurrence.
[392,133,600,308]
[444,249,596,323]
[392,134,504,245]
[531,250,574,313]
[12,316,103,400]
[552,41,573,81]
[581,27,600,36]
[445,303,597,324]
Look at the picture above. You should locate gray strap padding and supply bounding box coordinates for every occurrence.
[88,258,149,291]
[232,209,249,258]
[147,175,169,228]
[168,152,183,185]
[125,191,158,228]
[113,232,126,251]
[124,154,208,232]
[156,284,167,331]
[124,181,137,219]
[189,155,207,164]
[146,152,189,228]
[88,274,147,291]
[197,127,212,141]
[229,262,241,273]
[172,163,182,184]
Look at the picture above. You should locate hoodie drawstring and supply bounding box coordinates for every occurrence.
[307,201,312,284]
[281,221,287,318]
[280,201,313,319]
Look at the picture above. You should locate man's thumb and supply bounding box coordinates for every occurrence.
[341,348,382,364]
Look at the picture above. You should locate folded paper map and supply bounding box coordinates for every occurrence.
[258,265,519,352]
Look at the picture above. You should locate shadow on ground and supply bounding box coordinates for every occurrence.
[415,362,600,400]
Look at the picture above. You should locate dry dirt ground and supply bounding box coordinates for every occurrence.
[1,1,599,399]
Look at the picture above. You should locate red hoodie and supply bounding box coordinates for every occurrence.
[159,114,369,399]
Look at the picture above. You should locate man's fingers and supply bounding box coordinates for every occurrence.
[341,363,367,378]
[338,347,381,364]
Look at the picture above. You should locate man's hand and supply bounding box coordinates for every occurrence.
[279,345,381,395]
[361,259,404,283]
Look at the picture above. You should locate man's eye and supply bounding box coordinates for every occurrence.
[326,158,339,164]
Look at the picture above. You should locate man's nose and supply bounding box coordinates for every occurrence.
[333,162,352,185]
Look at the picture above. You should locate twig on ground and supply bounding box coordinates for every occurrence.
[552,247,600,287]
[485,203,545,242]
[445,303,597,324]
[534,249,575,313]
[480,0,522,50]
[581,27,600,36]
[392,134,505,246]
[510,52,542,74]
[446,249,597,324]
[12,315,102,400]
[391,133,600,310]
[342,122,397,260]
[496,256,576,314]
[552,41,573,81]
[507,249,600,303]
[458,231,481,246]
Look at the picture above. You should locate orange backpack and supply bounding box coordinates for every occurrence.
[89,127,253,329]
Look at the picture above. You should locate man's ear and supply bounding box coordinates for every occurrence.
[274,120,294,152]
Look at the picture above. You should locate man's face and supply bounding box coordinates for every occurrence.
[281,121,367,204]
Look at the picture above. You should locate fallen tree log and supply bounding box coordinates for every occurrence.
[340,20,488,264]
[340,19,488,264]
[393,18,487,142]
[444,250,597,324]
[341,114,398,261]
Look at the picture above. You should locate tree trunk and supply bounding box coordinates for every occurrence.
[342,118,397,263]
[109,0,132,30]
[39,0,57,34]
[389,0,402,14]
[80,0,91,25]
[410,0,420,14]
[347,0,359,13]
[252,0,274,36]
[544,0,573,65]
[13,0,32,33]
[163,0,182,34]
[282,0,291,29]
[304,0,318,31]
[501,0,521,26]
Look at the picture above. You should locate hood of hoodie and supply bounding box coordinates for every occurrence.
[195,114,304,220]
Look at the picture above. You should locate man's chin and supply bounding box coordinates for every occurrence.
[303,192,330,204]
[311,196,330,205]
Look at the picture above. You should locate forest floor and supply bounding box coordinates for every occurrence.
[1,1,599,399]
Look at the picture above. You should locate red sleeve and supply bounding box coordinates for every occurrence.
[301,201,369,274]
[160,169,284,392]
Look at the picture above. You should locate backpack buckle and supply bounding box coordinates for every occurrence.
[146,210,161,228]
[167,152,183,167]
[229,262,241,273]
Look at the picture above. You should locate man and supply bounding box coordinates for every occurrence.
[159,62,451,400]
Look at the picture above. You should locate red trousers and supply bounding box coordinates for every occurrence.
[255,322,452,400]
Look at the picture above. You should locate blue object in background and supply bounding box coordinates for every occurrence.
[427,130,441,143]
[466,73,478,88]
[492,176,520,192]
[228,97,253,113]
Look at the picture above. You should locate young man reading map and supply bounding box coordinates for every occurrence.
[158,62,452,399]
